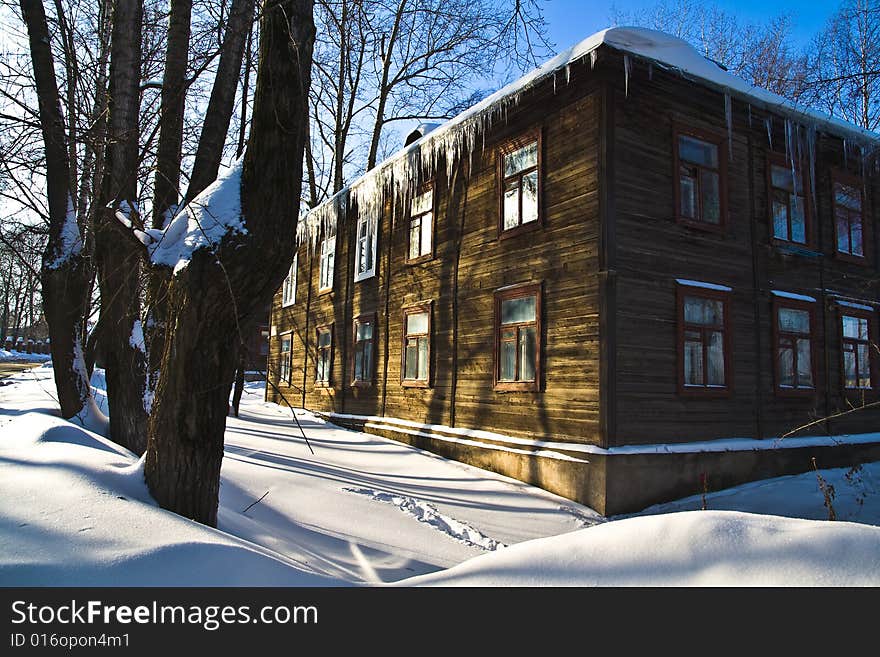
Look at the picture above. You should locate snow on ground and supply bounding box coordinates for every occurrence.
[1,365,879,586]
[0,349,51,363]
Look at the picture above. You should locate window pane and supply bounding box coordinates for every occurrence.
[796,338,813,387]
[844,348,857,388]
[420,211,432,256]
[406,311,428,335]
[501,296,536,324]
[778,344,794,387]
[411,189,432,215]
[318,330,331,347]
[700,170,720,224]
[835,183,860,211]
[771,164,793,191]
[281,336,291,352]
[679,135,718,167]
[778,308,809,334]
[504,141,538,177]
[417,337,428,380]
[836,210,850,253]
[850,217,863,256]
[684,338,703,385]
[684,297,723,327]
[772,201,789,240]
[405,341,418,379]
[521,171,538,224]
[707,330,725,385]
[503,183,519,229]
[356,321,372,341]
[519,327,536,381]
[858,344,871,388]
[500,339,515,381]
[354,347,363,381]
[363,342,373,380]
[790,196,806,243]
[680,170,697,219]
[409,217,421,260]
[843,316,865,339]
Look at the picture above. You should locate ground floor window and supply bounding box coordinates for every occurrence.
[402,305,431,386]
[678,283,730,394]
[316,326,333,386]
[353,315,376,385]
[279,334,292,384]
[841,310,874,390]
[494,283,541,391]
[774,300,815,393]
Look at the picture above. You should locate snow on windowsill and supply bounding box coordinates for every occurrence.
[771,290,817,303]
[675,279,732,292]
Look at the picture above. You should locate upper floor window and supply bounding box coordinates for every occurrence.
[319,234,335,292]
[282,254,297,307]
[279,334,292,384]
[769,157,809,245]
[408,186,434,261]
[494,284,542,392]
[499,132,540,235]
[316,325,333,386]
[834,179,864,259]
[352,315,376,386]
[355,215,377,281]
[675,128,725,229]
[402,304,431,387]
[841,309,874,389]
[677,282,730,394]
[773,298,815,394]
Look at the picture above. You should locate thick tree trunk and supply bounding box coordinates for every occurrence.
[95,0,149,453]
[20,0,94,419]
[144,0,314,526]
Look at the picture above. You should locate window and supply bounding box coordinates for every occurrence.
[499,132,540,234]
[319,234,335,291]
[675,128,725,228]
[279,334,292,384]
[841,310,874,389]
[769,156,809,245]
[494,284,541,392]
[408,186,433,261]
[834,179,864,259]
[678,285,730,394]
[352,315,376,385]
[316,326,333,386]
[402,305,431,386]
[282,254,297,306]
[354,215,377,281]
[773,300,815,394]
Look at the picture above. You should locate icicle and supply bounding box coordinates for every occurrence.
[565,64,571,86]
[590,50,598,70]
[724,94,732,158]
[843,138,848,168]
[806,124,817,214]
[765,117,773,150]
[623,55,631,98]
[553,71,557,95]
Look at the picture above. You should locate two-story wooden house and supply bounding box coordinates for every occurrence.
[267,27,880,515]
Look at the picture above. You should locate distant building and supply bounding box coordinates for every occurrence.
[267,28,880,515]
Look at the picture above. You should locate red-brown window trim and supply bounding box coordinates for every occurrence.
[315,323,334,388]
[831,169,870,265]
[673,124,728,233]
[351,313,377,388]
[676,283,733,397]
[766,152,814,249]
[493,282,543,393]
[771,297,817,398]
[497,127,543,240]
[406,182,435,265]
[838,304,877,394]
[401,302,432,388]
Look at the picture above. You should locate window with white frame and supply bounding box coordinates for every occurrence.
[316,326,333,386]
[319,234,335,291]
[355,215,377,281]
[279,334,292,384]
[282,254,297,306]
[408,186,433,261]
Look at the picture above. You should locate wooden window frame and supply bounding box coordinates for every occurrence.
[406,182,435,265]
[497,128,543,240]
[832,170,869,265]
[318,233,336,294]
[772,297,817,398]
[767,152,813,249]
[315,324,334,388]
[673,124,728,233]
[282,253,298,307]
[279,331,293,385]
[839,305,877,393]
[351,313,377,388]
[676,283,732,397]
[401,302,432,388]
[493,282,542,392]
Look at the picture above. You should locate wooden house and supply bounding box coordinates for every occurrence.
[267,27,880,515]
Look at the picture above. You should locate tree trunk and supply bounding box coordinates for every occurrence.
[144,0,314,526]
[95,0,149,453]
[20,0,94,419]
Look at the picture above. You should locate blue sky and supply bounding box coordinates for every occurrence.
[542,0,842,53]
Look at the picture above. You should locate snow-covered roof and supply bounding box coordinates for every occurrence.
[298,27,879,246]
